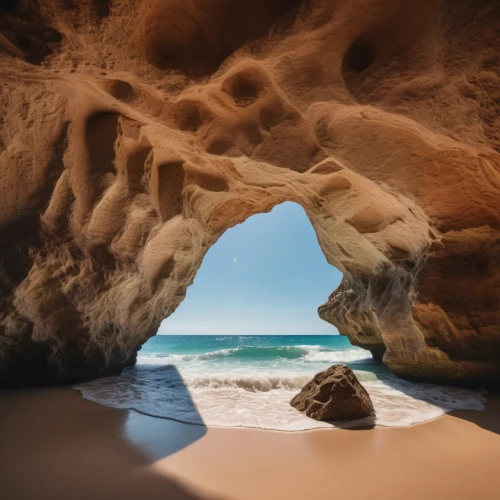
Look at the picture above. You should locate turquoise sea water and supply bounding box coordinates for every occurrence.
[140,334,372,368]
[75,335,486,431]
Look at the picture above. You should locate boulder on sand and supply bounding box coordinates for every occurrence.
[290,365,375,421]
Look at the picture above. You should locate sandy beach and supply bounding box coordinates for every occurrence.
[1,387,499,500]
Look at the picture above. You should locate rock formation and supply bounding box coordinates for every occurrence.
[290,365,375,421]
[0,0,499,387]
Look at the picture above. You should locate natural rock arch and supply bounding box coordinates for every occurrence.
[0,0,499,387]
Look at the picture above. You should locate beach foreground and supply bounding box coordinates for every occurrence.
[1,388,500,500]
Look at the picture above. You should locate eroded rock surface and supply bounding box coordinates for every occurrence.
[0,0,499,387]
[290,365,375,421]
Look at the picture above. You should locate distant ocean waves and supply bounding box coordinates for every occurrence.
[74,335,487,431]
[137,344,371,364]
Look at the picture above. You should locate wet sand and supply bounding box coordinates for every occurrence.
[1,387,499,500]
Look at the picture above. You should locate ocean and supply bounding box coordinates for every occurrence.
[75,335,486,431]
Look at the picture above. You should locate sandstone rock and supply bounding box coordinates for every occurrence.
[0,0,499,387]
[290,365,375,421]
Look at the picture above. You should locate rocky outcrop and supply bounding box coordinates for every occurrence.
[290,365,375,421]
[0,0,499,387]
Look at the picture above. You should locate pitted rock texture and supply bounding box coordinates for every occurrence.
[290,365,375,421]
[0,0,499,387]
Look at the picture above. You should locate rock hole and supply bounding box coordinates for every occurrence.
[344,40,376,73]
[171,100,211,132]
[184,164,229,192]
[126,146,152,193]
[222,69,266,107]
[101,79,136,102]
[153,162,185,222]
[86,113,119,174]
[84,113,120,209]
[142,0,301,78]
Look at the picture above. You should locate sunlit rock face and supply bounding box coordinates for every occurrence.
[0,0,499,387]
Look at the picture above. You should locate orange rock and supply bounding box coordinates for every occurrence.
[0,0,499,386]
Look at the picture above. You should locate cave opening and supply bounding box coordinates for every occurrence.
[158,201,343,336]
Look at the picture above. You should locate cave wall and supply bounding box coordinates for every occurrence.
[0,0,499,387]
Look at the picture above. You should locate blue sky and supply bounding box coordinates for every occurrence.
[158,202,342,335]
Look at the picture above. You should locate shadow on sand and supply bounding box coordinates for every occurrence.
[447,393,500,435]
[73,364,208,458]
[0,366,223,500]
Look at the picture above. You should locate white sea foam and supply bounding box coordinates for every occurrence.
[186,373,312,392]
[75,354,487,431]
[301,348,371,363]
[136,345,371,365]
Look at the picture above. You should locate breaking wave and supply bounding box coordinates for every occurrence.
[137,344,371,364]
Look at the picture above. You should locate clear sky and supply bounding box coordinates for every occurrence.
[158,202,343,335]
